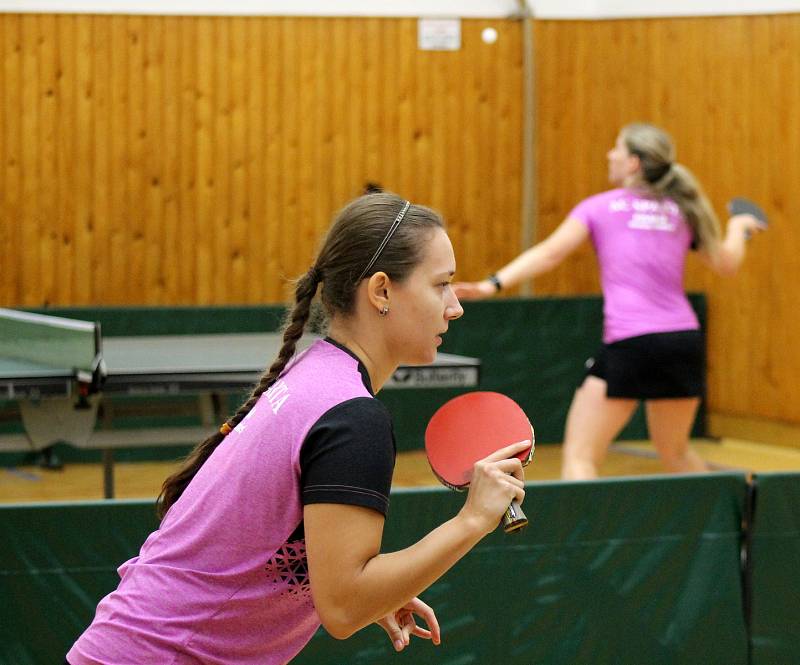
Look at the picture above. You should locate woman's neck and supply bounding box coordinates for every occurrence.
[326,320,395,392]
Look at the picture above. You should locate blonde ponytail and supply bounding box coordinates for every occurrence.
[622,123,721,251]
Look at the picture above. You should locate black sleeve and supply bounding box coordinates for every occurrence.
[300,397,396,516]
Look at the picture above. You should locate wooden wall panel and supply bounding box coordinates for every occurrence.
[0,14,523,306]
[533,14,800,423]
[2,11,798,426]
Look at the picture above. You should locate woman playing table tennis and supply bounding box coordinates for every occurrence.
[67,193,528,664]
[454,122,766,480]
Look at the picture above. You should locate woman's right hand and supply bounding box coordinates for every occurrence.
[452,280,496,301]
[729,213,768,239]
[459,441,529,536]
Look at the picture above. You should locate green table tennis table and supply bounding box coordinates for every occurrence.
[0,308,480,497]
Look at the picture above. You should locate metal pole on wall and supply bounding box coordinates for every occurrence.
[516,0,536,295]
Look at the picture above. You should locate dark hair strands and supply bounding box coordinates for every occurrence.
[157,192,444,520]
[157,270,321,519]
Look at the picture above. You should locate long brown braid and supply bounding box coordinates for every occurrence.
[156,192,444,520]
[156,271,320,518]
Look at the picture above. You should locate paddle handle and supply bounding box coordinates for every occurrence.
[502,499,528,534]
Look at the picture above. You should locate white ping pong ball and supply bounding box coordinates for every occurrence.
[481,27,498,44]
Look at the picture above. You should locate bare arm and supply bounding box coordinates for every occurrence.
[304,441,529,640]
[697,214,767,276]
[453,217,589,299]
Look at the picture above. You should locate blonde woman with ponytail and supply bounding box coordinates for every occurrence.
[455,123,766,480]
[68,193,529,664]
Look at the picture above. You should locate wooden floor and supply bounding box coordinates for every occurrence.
[2,437,799,503]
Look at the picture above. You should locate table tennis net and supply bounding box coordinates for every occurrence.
[0,308,100,380]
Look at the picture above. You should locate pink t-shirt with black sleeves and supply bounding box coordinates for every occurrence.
[568,188,700,344]
[67,339,396,665]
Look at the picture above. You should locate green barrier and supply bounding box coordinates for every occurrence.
[298,473,746,665]
[27,304,289,336]
[748,472,800,665]
[1,472,745,663]
[385,294,707,449]
[0,500,159,664]
[4,296,706,462]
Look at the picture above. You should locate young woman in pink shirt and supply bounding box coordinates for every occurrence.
[67,193,528,664]
[454,123,766,480]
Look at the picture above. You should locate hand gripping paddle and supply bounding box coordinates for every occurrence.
[727,197,769,239]
[424,391,534,534]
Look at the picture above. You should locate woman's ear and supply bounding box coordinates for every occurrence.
[366,272,391,315]
[627,152,642,177]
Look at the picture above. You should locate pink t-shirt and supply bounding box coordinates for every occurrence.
[67,340,389,665]
[568,188,699,344]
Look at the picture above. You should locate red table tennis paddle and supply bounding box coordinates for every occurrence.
[424,391,534,534]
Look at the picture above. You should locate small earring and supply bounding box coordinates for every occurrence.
[379,305,389,317]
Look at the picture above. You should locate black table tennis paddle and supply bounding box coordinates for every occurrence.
[727,197,768,239]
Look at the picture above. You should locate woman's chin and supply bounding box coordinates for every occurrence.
[402,348,437,367]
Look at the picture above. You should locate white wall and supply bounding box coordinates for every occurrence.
[0,0,520,18]
[530,0,800,19]
[1,0,798,18]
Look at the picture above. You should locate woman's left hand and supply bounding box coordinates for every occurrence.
[452,280,496,300]
[375,596,441,652]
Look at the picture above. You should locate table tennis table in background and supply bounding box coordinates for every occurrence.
[0,308,480,497]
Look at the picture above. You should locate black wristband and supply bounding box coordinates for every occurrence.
[487,274,502,292]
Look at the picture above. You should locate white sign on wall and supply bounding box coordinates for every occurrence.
[418,18,461,51]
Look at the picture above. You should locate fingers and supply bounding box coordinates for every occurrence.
[452,281,494,300]
[472,452,527,504]
[410,623,433,640]
[731,214,767,235]
[452,284,477,300]
[492,456,526,477]
[407,596,441,646]
[503,474,526,489]
[490,471,526,504]
[743,215,766,230]
[479,441,530,482]
[460,441,532,534]
[377,614,407,652]
[512,482,526,505]
[482,439,531,463]
[471,455,526,489]
[381,600,441,652]
[400,617,411,649]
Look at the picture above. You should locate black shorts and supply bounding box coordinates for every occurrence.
[584,330,704,399]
